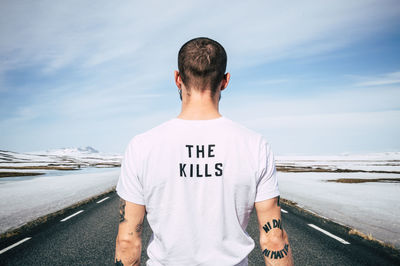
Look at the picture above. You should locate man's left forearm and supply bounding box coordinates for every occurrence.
[260,229,293,266]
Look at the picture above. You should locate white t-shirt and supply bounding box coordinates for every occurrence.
[116,117,279,266]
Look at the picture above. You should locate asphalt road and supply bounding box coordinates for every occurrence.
[0,191,399,265]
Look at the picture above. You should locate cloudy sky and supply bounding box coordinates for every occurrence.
[1,0,399,155]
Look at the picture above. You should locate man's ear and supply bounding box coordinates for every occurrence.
[220,73,230,91]
[174,70,182,90]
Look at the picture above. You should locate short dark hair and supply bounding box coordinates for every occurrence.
[178,37,227,93]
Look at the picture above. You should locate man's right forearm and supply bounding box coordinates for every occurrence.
[115,235,141,266]
[260,228,294,266]
[114,198,145,265]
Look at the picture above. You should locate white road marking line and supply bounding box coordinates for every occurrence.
[96,196,110,203]
[60,210,84,222]
[281,209,288,213]
[0,237,31,255]
[308,224,350,244]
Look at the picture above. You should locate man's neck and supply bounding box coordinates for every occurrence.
[177,90,221,120]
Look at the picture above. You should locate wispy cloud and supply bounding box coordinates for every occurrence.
[354,71,400,87]
[224,81,400,119]
[245,110,400,155]
[1,1,399,74]
[222,74,400,154]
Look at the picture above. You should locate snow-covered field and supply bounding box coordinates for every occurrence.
[275,152,400,248]
[0,168,120,234]
[278,171,400,248]
[0,147,122,171]
[276,152,400,173]
[0,147,122,234]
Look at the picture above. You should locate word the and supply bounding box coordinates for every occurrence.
[263,219,282,234]
[185,145,215,158]
[262,243,289,259]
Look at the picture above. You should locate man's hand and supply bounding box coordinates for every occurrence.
[255,196,294,266]
[114,197,145,266]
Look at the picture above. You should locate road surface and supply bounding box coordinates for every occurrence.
[0,192,399,265]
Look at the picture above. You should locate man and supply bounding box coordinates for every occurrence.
[114,37,294,266]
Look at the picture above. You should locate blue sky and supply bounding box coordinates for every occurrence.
[0,0,399,155]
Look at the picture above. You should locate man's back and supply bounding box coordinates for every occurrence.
[117,117,279,265]
[114,37,293,266]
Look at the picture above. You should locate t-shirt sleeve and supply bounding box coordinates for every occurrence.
[255,139,280,202]
[116,137,145,205]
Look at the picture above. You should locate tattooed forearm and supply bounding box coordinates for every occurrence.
[263,219,282,233]
[263,243,289,259]
[115,259,124,265]
[119,198,126,223]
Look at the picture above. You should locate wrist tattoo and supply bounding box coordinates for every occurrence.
[119,198,126,223]
[263,243,289,259]
[115,259,124,265]
[263,219,282,233]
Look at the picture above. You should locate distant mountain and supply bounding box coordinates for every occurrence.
[44,146,102,156]
[78,146,99,153]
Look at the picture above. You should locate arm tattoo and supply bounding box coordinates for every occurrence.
[277,195,280,207]
[263,243,289,259]
[115,259,124,265]
[119,198,126,223]
[128,222,143,236]
[136,223,143,233]
[263,219,282,233]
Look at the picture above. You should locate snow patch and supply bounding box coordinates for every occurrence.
[276,152,400,172]
[0,147,122,170]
